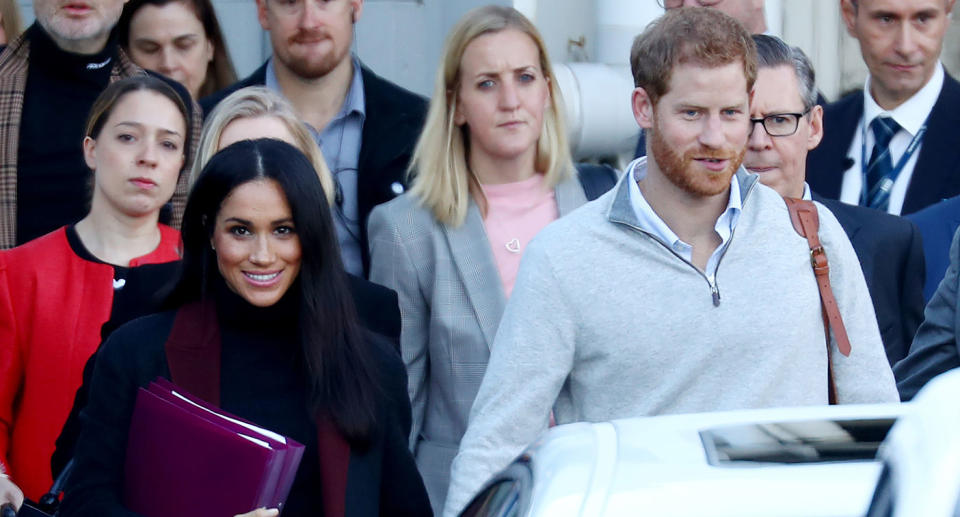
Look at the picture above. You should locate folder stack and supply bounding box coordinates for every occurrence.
[123,378,305,517]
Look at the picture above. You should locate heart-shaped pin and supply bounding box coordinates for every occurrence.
[113,278,126,290]
[505,238,521,254]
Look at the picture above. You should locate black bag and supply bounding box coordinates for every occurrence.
[2,461,72,516]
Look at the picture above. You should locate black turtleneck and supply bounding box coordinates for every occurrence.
[214,280,324,516]
[16,23,117,245]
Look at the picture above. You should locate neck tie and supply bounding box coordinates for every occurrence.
[864,116,901,210]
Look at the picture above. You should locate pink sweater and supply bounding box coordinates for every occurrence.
[481,174,557,298]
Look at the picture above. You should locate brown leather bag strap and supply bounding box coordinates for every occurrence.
[784,198,851,404]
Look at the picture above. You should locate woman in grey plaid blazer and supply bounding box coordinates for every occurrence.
[367,6,592,515]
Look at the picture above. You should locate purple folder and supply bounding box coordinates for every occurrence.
[123,378,305,517]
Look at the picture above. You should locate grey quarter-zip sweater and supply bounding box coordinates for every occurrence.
[443,166,899,516]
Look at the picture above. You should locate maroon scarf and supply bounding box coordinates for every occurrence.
[164,300,350,517]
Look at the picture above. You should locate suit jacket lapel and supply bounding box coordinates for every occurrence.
[356,66,426,274]
[556,173,589,216]
[903,72,960,214]
[444,201,507,349]
[807,94,862,200]
[445,176,587,349]
[357,68,414,184]
[813,195,864,244]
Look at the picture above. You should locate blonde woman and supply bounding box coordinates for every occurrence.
[188,86,334,203]
[367,6,601,513]
[190,86,399,345]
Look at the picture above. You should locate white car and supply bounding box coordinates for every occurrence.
[866,369,960,517]
[461,403,905,517]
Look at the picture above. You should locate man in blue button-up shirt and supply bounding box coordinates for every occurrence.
[201,0,427,277]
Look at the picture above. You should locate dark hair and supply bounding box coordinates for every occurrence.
[752,35,818,111]
[116,0,237,98]
[85,75,190,148]
[169,138,379,444]
[630,7,757,105]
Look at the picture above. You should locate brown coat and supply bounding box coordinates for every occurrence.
[0,33,200,248]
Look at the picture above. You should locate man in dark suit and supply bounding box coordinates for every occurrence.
[745,34,925,366]
[201,0,427,277]
[806,0,960,216]
[907,195,960,302]
[895,227,960,400]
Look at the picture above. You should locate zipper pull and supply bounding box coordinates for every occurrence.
[711,283,721,307]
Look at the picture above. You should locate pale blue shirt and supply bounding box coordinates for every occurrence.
[625,157,742,280]
[266,56,367,275]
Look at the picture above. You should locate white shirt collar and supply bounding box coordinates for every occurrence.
[863,63,944,136]
[625,157,742,269]
[802,182,813,201]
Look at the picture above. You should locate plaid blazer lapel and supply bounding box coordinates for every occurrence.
[0,34,31,249]
[0,42,149,249]
[442,201,507,349]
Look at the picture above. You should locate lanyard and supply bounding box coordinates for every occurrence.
[859,117,927,207]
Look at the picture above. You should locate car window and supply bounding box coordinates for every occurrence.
[461,478,523,517]
[700,418,896,465]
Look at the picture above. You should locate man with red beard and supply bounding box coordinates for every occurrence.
[201,0,427,277]
[443,8,898,515]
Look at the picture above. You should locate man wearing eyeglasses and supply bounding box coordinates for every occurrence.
[444,10,897,516]
[745,34,924,366]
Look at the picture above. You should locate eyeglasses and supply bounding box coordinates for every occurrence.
[658,0,724,9]
[749,109,812,137]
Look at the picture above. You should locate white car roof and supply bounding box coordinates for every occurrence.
[523,403,905,517]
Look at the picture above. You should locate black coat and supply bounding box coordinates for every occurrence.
[200,62,429,275]
[59,303,431,516]
[50,273,401,482]
[815,196,926,365]
[907,195,960,302]
[806,71,960,215]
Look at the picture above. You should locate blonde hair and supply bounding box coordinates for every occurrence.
[409,5,573,227]
[0,0,23,44]
[191,86,335,205]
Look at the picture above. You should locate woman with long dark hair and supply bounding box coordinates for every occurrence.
[0,75,189,506]
[60,139,430,517]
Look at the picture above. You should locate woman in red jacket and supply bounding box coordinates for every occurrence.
[0,75,191,504]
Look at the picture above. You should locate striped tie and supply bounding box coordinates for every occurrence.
[864,116,901,210]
